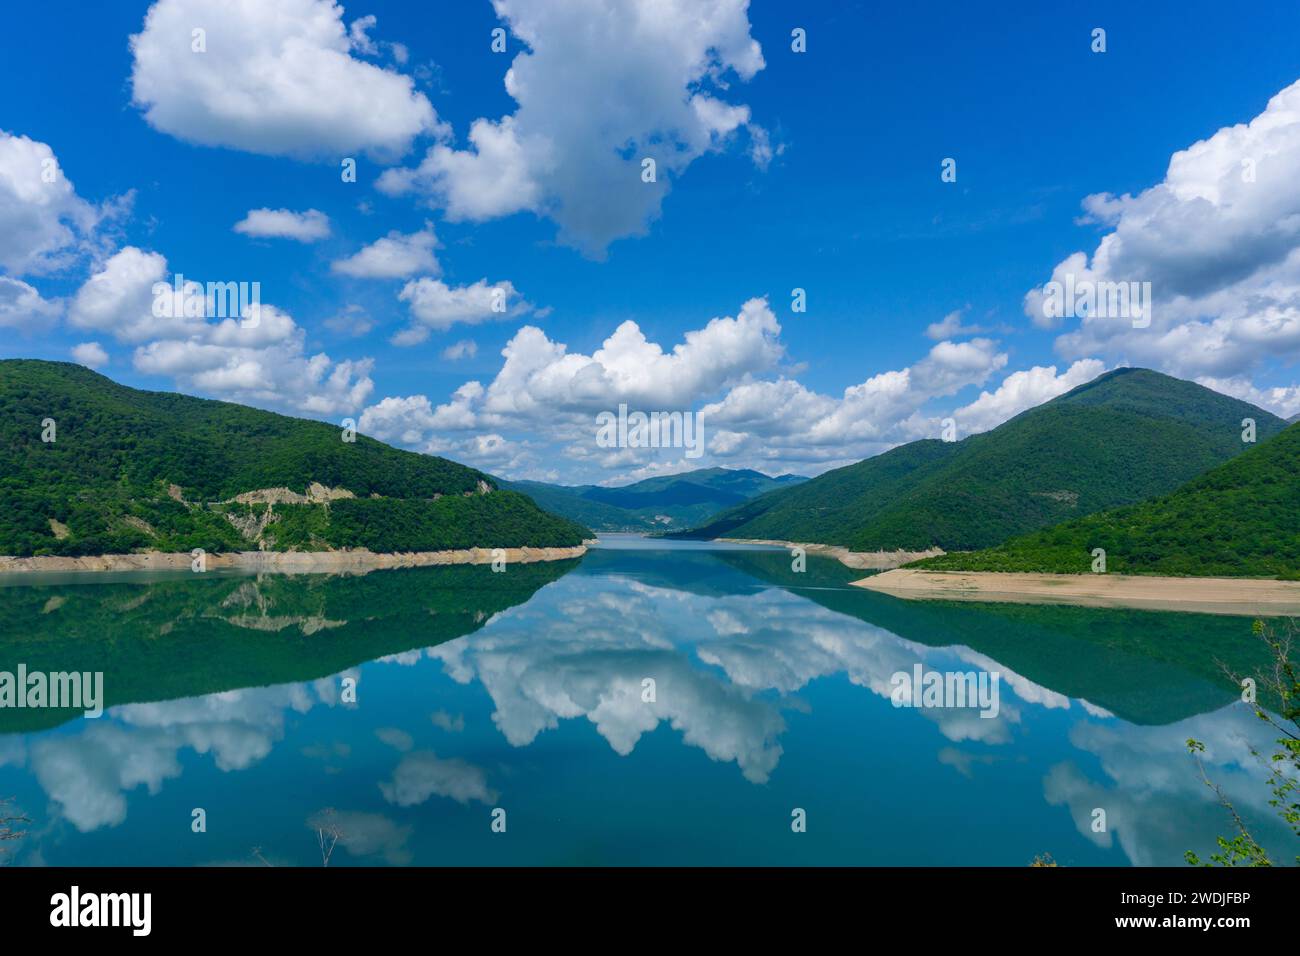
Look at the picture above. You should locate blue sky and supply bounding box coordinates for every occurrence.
[3,0,1300,484]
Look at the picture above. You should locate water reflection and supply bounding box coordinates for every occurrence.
[0,543,1292,866]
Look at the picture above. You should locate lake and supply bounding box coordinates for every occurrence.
[0,536,1291,866]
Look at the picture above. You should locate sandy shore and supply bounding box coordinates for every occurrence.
[853,568,1300,617]
[717,538,943,570]
[0,545,588,575]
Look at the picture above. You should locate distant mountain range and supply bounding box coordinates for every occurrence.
[677,368,1286,553]
[502,467,806,531]
[914,419,1300,578]
[0,360,589,557]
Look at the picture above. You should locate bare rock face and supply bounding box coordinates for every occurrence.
[228,483,355,506]
[224,507,276,543]
[307,482,355,503]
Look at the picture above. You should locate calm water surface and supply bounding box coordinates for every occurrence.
[0,536,1290,866]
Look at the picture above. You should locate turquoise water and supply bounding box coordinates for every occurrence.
[0,536,1291,866]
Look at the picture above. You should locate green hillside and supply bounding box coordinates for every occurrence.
[503,467,805,531]
[912,422,1300,578]
[0,360,589,557]
[680,368,1285,552]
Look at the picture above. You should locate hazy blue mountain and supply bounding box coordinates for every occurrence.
[502,467,806,531]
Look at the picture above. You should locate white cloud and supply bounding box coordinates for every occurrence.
[442,339,478,360]
[134,309,374,416]
[129,0,439,160]
[1031,78,1300,383]
[68,247,185,342]
[1194,375,1300,420]
[71,342,109,369]
[362,296,786,476]
[331,226,438,279]
[233,208,330,242]
[0,130,101,275]
[924,306,1008,341]
[359,297,1024,480]
[0,275,61,331]
[323,304,373,337]
[376,0,767,255]
[953,360,1106,434]
[358,394,439,445]
[393,277,524,343]
[698,337,1009,463]
[70,246,373,416]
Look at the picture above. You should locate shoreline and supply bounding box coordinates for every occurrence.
[717,538,943,570]
[853,568,1300,617]
[0,544,589,576]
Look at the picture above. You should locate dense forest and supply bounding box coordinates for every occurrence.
[679,368,1286,553]
[0,360,589,556]
[912,421,1300,578]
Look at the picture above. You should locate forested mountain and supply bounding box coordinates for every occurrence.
[912,422,1300,578]
[679,368,1285,553]
[0,360,589,556]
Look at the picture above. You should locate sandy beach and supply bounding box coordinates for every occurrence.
[0,544,589,576]
[853,568,1300,617]
[718,538,943,570]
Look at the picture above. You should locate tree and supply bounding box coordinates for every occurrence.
[1186,618,1299,867]
[0,799,29,863]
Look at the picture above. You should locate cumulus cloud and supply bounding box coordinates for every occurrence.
[393,277,525,343]
[1029,78,1300,383]
[952,359,1106,434]
[233,207,330,242]
[0,130,103,275]
[331,226,439,278]
[71,342,109,369]
[323,304,373,337]
[377,0,767,254]
[129,0,438,160]
[924,306,1009,340]
[1194,375,1300,420]
[68,246,181,342]
[69,246,373,416]
[371,295,783,437]
[356,296,1028,481]
[0,275,61,331]
[441,339,478,361]
[696,336,1008,466]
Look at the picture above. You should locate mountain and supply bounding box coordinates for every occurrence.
[678,368,1287,552]
[502,467,806,531]
[912,422,1300,578]
[0,360,589,557]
